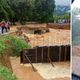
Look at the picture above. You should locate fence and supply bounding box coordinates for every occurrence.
[20,45,70,63]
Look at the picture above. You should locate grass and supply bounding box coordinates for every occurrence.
[0,35,31,56]
[0,35,31,80]
[0,65,17,80]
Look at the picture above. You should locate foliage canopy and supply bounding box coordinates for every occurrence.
[0,0,55,23]
[0,35,31,56]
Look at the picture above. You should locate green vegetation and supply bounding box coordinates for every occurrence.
[0,37,9,54]
[0,65,17,80]
[0,0,14,21]
[0,0,55,24]
[32,0,55,23]
[53,13,70,22]
[0,35,31,79]
[0,35,31,56]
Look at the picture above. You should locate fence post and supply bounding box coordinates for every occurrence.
[59,46,61,62]
[48,46,54,67]
[35,47,37,63]
[41,47,44,62]
[65,45,67,61]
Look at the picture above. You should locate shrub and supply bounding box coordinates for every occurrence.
[0,35,31,56]
[0,37,9,55]
[0,65,17,80]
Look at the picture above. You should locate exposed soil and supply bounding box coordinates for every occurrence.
[10,57,70,80]
[51,77,70,80]
[7,24,70,47]
[22,28,70,47]
[0,53,12,71]
[0,24,70,80]
[24,62,70,80]
[0,77,3,80]
[3,24,70,49]
[10,57,43,80]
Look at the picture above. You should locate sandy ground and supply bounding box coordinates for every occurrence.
[0,77,3,80]
[0,25,70,80]
[10,57,43,80]
[10,57,70,80]
[24,62,70,80]
[6,24,70,47]
[72,45,80,56]
[23,29,70,47]
[1,25,70,47]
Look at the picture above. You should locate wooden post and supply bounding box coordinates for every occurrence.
[48,46,54,67]
[23,50,37,72]
[41,47,43,62]
[59,46,61,62]
[35,47,37,63]
[65,45,67,61]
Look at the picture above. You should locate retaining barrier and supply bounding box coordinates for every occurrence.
[20,45,70,63]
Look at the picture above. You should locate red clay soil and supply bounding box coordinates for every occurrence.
[10,57,70,80]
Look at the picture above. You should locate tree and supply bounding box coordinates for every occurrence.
[0,0,55,23]
[7,0,34,24]
[33,0,55,23]
[0,0,14,21]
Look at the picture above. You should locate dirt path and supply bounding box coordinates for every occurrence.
[10,57,44,80]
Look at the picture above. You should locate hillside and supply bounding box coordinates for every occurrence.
[54,5,70,15]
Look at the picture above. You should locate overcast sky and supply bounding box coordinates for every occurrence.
[55,0,70,6]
